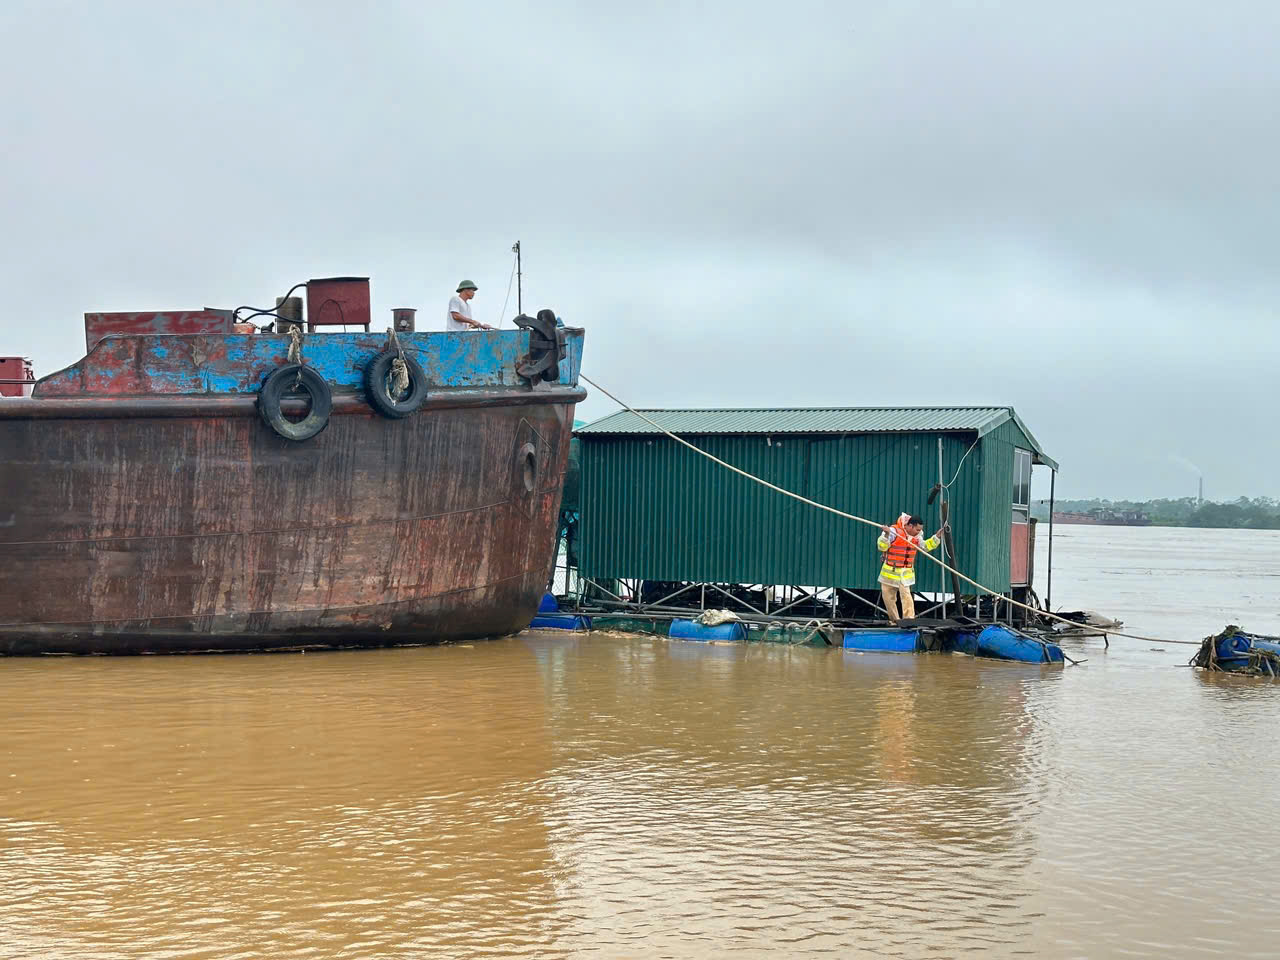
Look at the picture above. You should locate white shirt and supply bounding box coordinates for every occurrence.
[446,295,473,331]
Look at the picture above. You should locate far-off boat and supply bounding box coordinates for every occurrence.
[0,276,585,654]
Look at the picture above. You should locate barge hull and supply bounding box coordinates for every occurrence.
[0,395,577,654]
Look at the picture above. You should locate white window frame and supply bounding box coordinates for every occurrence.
[1013,448,1032,522]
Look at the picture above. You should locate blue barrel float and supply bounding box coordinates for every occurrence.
[1194,627,1280,674]
[842,628,923,653]
[948,625,1064,664]
[669,619,747,642]
[528,593,592,631]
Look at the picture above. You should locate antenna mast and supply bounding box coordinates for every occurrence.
[512,241,522,316]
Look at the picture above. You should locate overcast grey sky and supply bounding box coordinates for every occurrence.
[2,0,1274,500]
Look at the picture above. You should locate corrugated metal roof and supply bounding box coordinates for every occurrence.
[577,406,1013,436]
[577,405,1057,470]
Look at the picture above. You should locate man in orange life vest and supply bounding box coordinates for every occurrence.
[877,513,946,623]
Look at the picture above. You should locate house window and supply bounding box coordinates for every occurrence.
[1012,448,1032,522]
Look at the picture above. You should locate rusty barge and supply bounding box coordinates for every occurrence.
[0,277,585,655]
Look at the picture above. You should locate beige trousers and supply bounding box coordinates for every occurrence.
[880,582,915,622]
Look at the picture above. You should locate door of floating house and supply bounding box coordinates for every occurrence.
[1011,447,1033,587]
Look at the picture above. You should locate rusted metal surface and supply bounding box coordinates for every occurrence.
[2,308,585,653]
[0,357,34,397]
[35,329,586,398]
[0,387,586,420]
[0,398,578,653]
[84,311,233,352]
[307,277,371,331]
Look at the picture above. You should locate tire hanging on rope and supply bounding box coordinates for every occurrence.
[364,348,429,419]
[258,364,332,441]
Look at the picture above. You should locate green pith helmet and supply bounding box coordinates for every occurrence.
[456,280,478,292]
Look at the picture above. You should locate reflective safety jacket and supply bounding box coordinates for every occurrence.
[877,519,940,587]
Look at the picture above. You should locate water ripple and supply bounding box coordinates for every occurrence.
[0,621,1277,958]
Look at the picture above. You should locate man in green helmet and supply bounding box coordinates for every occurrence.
[447,280,492,331]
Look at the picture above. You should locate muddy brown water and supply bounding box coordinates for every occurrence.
[2,525,1278,958]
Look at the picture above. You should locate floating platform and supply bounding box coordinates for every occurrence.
[536,602,1066,665]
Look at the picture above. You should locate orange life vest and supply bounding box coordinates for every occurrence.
[884,524,919,568]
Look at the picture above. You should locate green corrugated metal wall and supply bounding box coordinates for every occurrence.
[577,427,1031,592]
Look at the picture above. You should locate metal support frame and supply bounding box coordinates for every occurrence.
[572,574,978,627]
[837,587,883,617]
[765,587,827,618]
[579,576,847,621]
[581,576,632,606]
[1047,468,1056,612]
[706,582,768,617]
[638,581,701,612]
[913,598,945,619]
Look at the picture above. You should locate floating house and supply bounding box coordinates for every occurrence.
[566,406,1058,621]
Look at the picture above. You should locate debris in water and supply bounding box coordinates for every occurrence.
[1190,625,1280,677]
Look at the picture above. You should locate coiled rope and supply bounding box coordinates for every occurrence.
[579,373,1198,646]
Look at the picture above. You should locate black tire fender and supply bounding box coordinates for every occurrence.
[363,348,429,419]
[257,364,332,441]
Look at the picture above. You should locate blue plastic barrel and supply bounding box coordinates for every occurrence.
[842,629,922,653]
[974,625,1064,663]
[944,630,979,656]
[538,593,559,613]
[529,613,591,631]
[1253,638,1280,657]
[1214,632,1280,670]
[668,619,746,642]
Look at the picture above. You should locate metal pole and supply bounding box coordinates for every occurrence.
[513,240,522,316]
[937,438,946,619]
[1047,469,1056,613]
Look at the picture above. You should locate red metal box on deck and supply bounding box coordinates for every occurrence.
[84,311,233,352]
[0,357,35,397]
[307,277,371,331]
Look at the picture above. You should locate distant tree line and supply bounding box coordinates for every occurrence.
[1031,497,1280,529]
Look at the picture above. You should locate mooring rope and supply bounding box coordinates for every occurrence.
[386,327,410,396]
[286,324,303,365]
[579,373,1199,647]
[286,324,305,388]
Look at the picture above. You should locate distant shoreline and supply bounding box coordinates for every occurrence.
[1033,497,1280,530]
